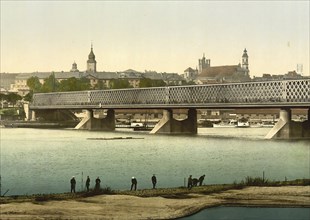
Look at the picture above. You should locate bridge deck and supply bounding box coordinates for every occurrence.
[30,79,310,110]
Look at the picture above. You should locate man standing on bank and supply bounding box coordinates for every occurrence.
[187,175,193,190]
[95,177,101,191]
[70,176,76,193]
[199,175,206,186]
[131,177,137,191]
[86,176,90,192]
[151,174,157,189]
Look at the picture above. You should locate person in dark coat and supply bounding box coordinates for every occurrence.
[95,177,101,191]
[86,176,90,192]
[199,175,205,186]
[70,176,76,193]
[151,174,157,189]
[187,175,193,190]
[131,177,137,191]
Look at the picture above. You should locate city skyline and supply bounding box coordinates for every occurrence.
[1,1,309,77]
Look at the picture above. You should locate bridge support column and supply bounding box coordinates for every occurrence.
[150,109,197,134]
[265,108,310,139]
[23,103,30,121]
[31,110,36,121]
[75,109,115,131]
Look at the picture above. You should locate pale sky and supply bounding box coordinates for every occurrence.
[1,1,309,77]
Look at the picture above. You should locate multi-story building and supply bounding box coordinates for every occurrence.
[183,67,198,82]
[184,49,251,83]
[197,49,251,83]
[0,73,18,91]
[5,45,183,95]
[252,71,305,81]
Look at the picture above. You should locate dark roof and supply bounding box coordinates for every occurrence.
[161,73,184,81]
[87,72,118,80]
[15,72,88,80]
[0,73,18,77]
[12,70,184,82]
[184,67,196,72]
[198,65,240,78]
[123,69,139,73]
[143,72,162,80]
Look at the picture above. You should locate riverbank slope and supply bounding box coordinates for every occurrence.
[1,185,309,219]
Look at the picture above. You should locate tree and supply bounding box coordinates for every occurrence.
[182,80,196,85]
[139,78,166,88]
[153,79,166,87]
[79,77,91,91]
[41,73,60,92]
[27,76,42,93]
[23,91,33,102]
[92,80,106,90]
[0,93,7,101]
[109,79,132,89]
[59,77,91,92]
[6,92,22,107]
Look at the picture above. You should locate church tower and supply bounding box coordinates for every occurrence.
[198,53,210,74]
[70,61,79,72]
[87,44,97,73]
[242,48,249,76]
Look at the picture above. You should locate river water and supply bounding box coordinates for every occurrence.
[181,207,310,220]
[0,127,309,196]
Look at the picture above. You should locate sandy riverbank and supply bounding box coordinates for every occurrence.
[1,186,309,220]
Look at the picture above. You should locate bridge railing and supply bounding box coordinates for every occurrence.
[31,79,310,108]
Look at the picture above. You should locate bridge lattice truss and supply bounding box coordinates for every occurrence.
[31,79,310,109]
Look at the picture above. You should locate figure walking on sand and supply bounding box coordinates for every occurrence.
[151,174,157,189]
[86,176,90,192]
[187,175,193,190]
[95,177,101,191]
[131,177,137,191]
[199,175,205,186]
[70,176,76,193]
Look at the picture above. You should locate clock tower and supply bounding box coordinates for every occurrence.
[87,44,97,73]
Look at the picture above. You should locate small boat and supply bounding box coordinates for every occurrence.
[132,123,155,131]
[213,120,237,128]
[262,121,276,128]
[236,118,250,128]
[250,123,263,128]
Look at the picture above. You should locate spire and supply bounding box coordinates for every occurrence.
[242,48,248,57]
[87,42,97,73]
[242,48,249,73]
[88,44,95,60]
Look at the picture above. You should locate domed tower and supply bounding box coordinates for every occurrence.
[242,48,249,76]
[70,61,79,72]
[87,44,97,73]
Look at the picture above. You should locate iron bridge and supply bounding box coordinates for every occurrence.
[30,79,310,110]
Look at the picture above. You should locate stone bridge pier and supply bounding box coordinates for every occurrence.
[27,109,77,122]
[75,109,115,131]
[150,108,197,134]
[265,108,310,139]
